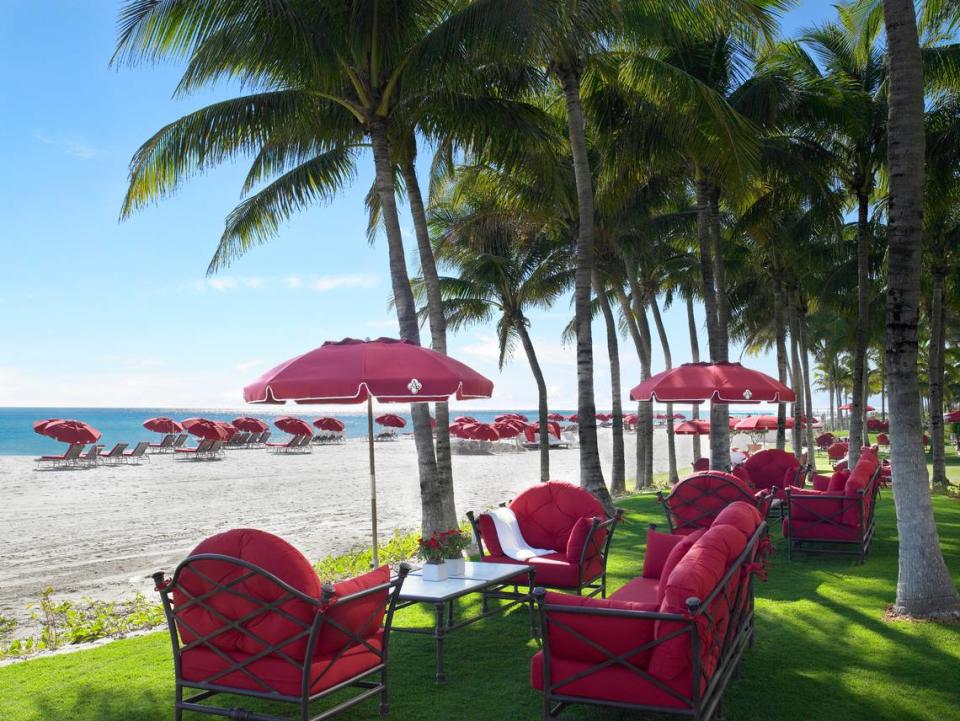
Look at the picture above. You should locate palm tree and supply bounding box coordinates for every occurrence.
[113,0,535,534]
[880,0,960,619]
[426,176,573,485]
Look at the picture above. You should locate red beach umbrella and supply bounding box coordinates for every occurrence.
[674,420,711,435]
[567,414,579,422]
[944,410,960,423]
[449,422,470,439]
[729,417,742,430]
[375,414,407,429]
[496,413,528,422]
[143,417,183,434]
[314,417,345,433]
[839,403,875,412]
[243,337,494,566]
[460,422,499,441]
[547,413,566,421]
[623,413,638,424]
[454,416,478,424]
[274,416,313,436]
[35,419,101,444]
[655,413,669,420]
[492,420,525,439]
[596,413,612,422]
[232,416,268,433]
[672,413,686,420]
[630,362,796,404]
[525,421,561,440]
[735,415,795,431]
[182,418,230,441]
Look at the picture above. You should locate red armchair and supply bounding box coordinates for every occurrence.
[877,433,890,448]
[740,449,805,500]
[657,471,772,535]
[153,529,408,721]
[692,458,710,472]
[815,432,836,453]
[531,502,768,721]
[783,447,881,562]
[827,441,849,463]
[467,481,622,597]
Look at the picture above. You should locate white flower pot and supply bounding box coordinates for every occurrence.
[445,557,465,577]
[421,561,448,582]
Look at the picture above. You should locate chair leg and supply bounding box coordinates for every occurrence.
[379,668,389,716]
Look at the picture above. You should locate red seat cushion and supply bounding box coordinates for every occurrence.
[181,630,383,697]
[482,552,602,589]
[313,565,389,657]
[174,529,322,662]
[783,518,861,541]
[642,529,684,579]
[509,481,605,552]
[611,576,659,605]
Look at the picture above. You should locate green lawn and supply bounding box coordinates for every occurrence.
[2,490,958,721]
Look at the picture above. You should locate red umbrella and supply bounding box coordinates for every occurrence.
[314,417,345,433]
[547,413,566,421]
[217,422,238,440]
[275,416,313,436]
[596,413,613,422]
[630,362,796,404]
[944,410,960,423]
[454,416,478,424]
[623,413,638,424]
[655,413,669,420]
[232,416,268,433]
[376,414,407,429]
[728,417,742,430]
[492,420,525,439]
[182,418,230,441]
[525,421,561,440]
[674,420,711,435]
[460,422,499,441]
[243,337,494,566]
[449,422,470,439]
[672,413,686,420]
[34,419,101,444]
[496,413,528,422]
[567,414,579,422]
[735,415,795,431]
[143,417,183,434]
[839,403,875,412]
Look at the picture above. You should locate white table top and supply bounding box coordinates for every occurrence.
[398,561,529,602]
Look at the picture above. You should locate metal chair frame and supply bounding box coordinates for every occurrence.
[657,473,772,534]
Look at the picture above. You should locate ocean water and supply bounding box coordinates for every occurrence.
[0,407,762,456]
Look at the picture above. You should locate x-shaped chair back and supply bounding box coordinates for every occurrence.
[659,473,759,534]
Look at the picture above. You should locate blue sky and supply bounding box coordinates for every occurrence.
[0,2,840,411]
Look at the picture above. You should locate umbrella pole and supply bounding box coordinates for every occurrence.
[367,396,379,567]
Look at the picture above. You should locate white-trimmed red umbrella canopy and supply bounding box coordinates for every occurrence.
[674,420,711,435]
[232,416,268,433]
[244,337,493,404]
[596,413,613,421]
[376,414,406,429]
[567,414,579,422]
[454,416,478,424]
[143,417,183,434]
[460,422,499,441]
[623,413,638,424]
[449,422,470,439]
[526,421,561,440]
[496,413,529,422]
[630,362,796,404]
[182,418,231,441]
[735,415,795,431]
[34,419,101,444]
[839,403,875,412]
[313,417,345,433]
[492,419,526,438]
[274,416,313,436]
[547,413,566,421]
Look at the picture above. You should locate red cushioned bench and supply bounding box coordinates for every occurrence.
[152,529,408,721]
[467,481,622,597]
[531,502,768,721]
[783,446,882,562]
[658,471,773,535]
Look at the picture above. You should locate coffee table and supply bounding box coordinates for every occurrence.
[393,561,537,683]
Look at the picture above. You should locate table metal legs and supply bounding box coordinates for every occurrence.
[434,603,447,684]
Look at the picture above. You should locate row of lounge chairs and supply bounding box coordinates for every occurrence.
[35,441,151,468]
[149,431,275,453]
[174,439,226,461]
[266,434,312,454]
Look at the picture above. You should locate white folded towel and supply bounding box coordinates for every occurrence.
[487,507,555,561]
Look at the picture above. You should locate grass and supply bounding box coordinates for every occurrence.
[1,489,958,721]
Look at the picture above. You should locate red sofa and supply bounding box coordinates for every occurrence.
[738,449,805,500]
[531,502,767,721]
[783,447,881,562]
[467,481,622,597]
[658,471,772,535]
[152,529,408,721]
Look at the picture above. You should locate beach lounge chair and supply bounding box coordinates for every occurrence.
[34,443,85,468]
[79,445,103,468]
[247,430,269,447]
[99,443,129,465]
[207,439,226,458]
[175,438,214,460]
[148,434,175,453]
[121,441,151,464]
[266,434,305,454]
[152,529,409,721]
[226,431,250,448]
[171,433,188,450]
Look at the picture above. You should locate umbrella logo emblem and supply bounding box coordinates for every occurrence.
[408,378,423,395]
[742,389,753,400]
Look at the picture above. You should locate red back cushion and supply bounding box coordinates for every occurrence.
[642,529,684,579]
[314,565,390,657]
[509,481,605,551]
[731,465,753,487]
[477,513,504,556]
[742,450,799,490]
[174,529,322,661]
[656,529,706,602]
[712,501,761,541]
[827,470,849,493]
[827,442,849,461]
[565,516,605,563]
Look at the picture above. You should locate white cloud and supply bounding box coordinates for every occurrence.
[309,274,379,292]
[283,275,303,289]
[33,132,101,159]
[455,334,503,361]
[365,318,398,330]
[234,359,263,371]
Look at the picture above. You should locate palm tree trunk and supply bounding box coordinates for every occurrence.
[775,279,789,450]
[882,0,960,619]
[369,120,443,535]
[559,68,610,510]
[615,287,647,487]
[650,295,679,484]
[626,273,654,487]
[849,192,871,467]
[685,293,702,464]
[594,274,625,495]
[798,302,816,462]
[516,320,550,483]
[928,268,948,488]
[787,288,804,461]
[400,156,457,530]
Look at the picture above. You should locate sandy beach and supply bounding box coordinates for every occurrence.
[0,429,693,635]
